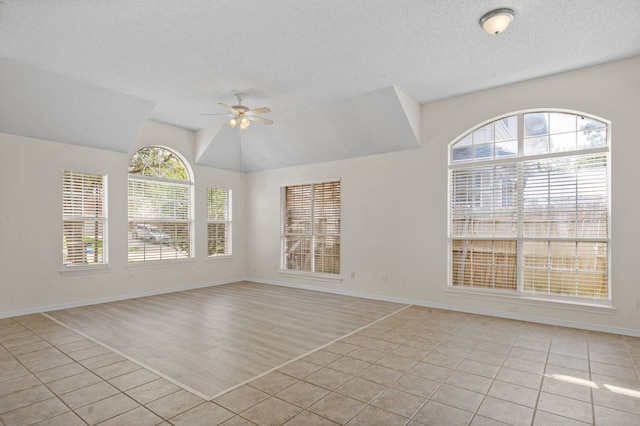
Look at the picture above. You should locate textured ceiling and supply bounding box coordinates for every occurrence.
[1,0,639,170]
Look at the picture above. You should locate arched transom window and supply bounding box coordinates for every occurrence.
[128,146,193,262]
[449,111,610,302]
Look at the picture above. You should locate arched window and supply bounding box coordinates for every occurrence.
[449,111,609,302]
[128,146,193,262]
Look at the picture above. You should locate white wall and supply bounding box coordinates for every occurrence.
[245,56,640,335]
[0,120,246,316]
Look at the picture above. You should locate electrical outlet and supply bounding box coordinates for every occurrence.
[350,272,355,279]
[128,272,134,281]
[381,274,388,283]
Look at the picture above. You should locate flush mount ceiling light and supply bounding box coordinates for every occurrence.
[479,8,514,35]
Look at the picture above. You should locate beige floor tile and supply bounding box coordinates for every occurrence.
[59,380,120,409]
[408,361,452,382]
[423,351,463,369]
[532,410,591,425]
[33,410,86,426]
[308,392,365,424]
[7,340,53,357]
[221,416,260,426]
[496,366,543,389]
[92,359,142,380]
[375,353,417,373]
[346,405,408,425]
[590,360,638,381]
[0,397,69,425]
[67,344,111,361]
[370,387,425,418]
[541,375,592,402]
[0,373,41,398]
[21,353,74,373]
[170,402,234,425]
[278,359,322,379]
[0,384,54,414]
[488,380,539,408]
[390,344,431,360]
[445,370,493,394]
[303,350,342,366]
[364,339,399,353]
[476,395,534,426]
[97,406,164,426]
[213,384,269,414]
[430,383,484,413]
[346,347,386,364]
[33,362,87,383]
[284,409,340,425]
[75,393,139,425]
[47,370,103,395]
[324,341,359,356]
[145,389,204,420]
[241,396,302,426]
[126,377,181,405]
[546,353,589,371]
[334,377,386,403]
[594,404,640,425]
[277,380,330,408]
[80,351,126,370]
[413,400,473,426]
[304,367,352,390]
[55,338,98,354]
[456,358,500,378]
[357,364,402,386]
[465,349,507,366]
[328,356,370,376]
[592,387,640,416]
[537,392,593,424]
[391,373,439,398]
[109,367,159,391]
[469,414,511,425]
[249,371,298,395]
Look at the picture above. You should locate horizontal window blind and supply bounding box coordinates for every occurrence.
[63,171,107,267]
[283,181,340,274]
[449,111,609,301]
[208,188,232,256]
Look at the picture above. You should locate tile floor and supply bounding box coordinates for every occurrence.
[1,306,639,425]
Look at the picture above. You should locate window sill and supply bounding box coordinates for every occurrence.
[206,255,234,263]
[444,287,615,314]
[60,265,111,277]
[278,269,343,284]
[127,258,196,271]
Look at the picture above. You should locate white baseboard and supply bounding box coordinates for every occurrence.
[251,278,640,338]
[0,278,241,319]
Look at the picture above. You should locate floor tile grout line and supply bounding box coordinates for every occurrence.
[41,312,210,401]
[206,304,413,401]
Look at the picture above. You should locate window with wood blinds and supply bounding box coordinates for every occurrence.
[207,187,232,256]
[282,180,341,275]
[128,146,193,262]
[63,171,108,268]
[449,111,610,302]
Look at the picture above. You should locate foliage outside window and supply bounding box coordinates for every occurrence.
[128,146,193,262]
[449,111,609,301]
[208,188,232,256]
[282,181,341,275]
[63,171,107,267]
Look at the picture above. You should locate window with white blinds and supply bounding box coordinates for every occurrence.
[63,171,107,267]
[128,146,193,262]
[449,111,610,301]
[282,180,341,275]
[207,188,232,256]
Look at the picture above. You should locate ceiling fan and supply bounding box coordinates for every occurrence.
[203,93,273,130]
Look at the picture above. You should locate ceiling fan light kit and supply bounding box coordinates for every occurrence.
[203,93,273,130]
[479,8,515,35]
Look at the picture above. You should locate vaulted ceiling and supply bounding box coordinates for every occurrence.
[1,1,639,171]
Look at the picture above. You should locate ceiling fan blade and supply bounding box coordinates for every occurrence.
[250,116,273,125]
[246,107,271,116]
[201,113,234,117]
[218,102,236,113]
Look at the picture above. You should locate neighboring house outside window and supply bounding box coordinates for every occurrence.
[128,146,193,262]
[449,111,610,302]
[63,171,108,267]
[282,180,341,275]
[208,187,232,256]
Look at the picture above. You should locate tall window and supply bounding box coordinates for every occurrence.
[449,111,609,301]
[63,171,107,267]
[282,181,341,274]
[128,146,192,262]
[207,188,232,256]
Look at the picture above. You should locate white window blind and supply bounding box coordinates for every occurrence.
[127,146,192,262]
[63,171,107,267]
[207,188,232,256]
[283,181,341,274]
[449,111,609,301]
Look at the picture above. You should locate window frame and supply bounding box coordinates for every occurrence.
[127,146,194,264]
[448,110,611,305]
[62,170,108,272]
[207,187,232,257]
[281,180,342,277]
